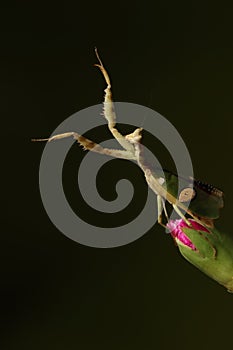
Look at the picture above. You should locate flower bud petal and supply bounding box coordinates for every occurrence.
[167,219,209,250]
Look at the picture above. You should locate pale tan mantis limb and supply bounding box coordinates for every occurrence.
[125,128,192,226]
[94,48,135,155]
[32,49,136,161]
[33,49,193,227]
[157,196,168,228]
[32,132,136,160]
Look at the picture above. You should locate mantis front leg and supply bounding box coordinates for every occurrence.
[127,132,192,226]
[32,132,136,161]
[33,49,192,228]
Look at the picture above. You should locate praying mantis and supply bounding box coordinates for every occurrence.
[33,49,224,230]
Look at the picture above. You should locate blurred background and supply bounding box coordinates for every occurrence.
[1,1,233,349]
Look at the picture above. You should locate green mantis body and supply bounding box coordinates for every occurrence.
[152,168,223,226]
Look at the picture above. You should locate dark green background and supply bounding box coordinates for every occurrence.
[1,2,233,349]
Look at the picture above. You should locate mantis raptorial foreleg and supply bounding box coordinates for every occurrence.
[126,129,192,226]
[32,132,136,160]
[33,49,193,227]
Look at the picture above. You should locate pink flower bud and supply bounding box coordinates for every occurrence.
[167,219,209,250]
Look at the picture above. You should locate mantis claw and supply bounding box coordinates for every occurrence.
[33,49,222,229]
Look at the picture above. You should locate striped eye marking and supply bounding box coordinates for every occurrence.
[194,180,223,198]
[179,188,196,203]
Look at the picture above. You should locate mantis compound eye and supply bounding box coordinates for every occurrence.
[35,50,194,247]
[179,188,196,203]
